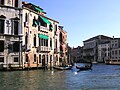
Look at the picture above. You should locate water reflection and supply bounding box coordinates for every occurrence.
[0,64,120,90]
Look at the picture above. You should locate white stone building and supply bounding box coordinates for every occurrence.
[0,0,22,70]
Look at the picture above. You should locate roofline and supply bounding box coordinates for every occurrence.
[83,35,112,42]
[23,6,59,23]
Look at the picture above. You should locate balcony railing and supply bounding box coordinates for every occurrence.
[39,26,49,32]
[37,46,51,52]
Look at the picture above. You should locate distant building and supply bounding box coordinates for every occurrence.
[67,44,72,64]
[70,46,83,63]
[83,35,111,63]
[98,41,110,63]
[106,37,120,64]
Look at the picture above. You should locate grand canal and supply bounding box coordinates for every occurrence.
[1,64,120,90]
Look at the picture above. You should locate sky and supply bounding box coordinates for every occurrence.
[24,0,120,47]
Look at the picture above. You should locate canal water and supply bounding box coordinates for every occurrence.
[0,64,120,90]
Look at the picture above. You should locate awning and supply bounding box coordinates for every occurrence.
[34,7,44,12]
[39,16,51,25]
[38,34,49,40]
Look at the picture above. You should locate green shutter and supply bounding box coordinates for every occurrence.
[34,20,38,25]
[40,16,51,25]
[38,34,49,40]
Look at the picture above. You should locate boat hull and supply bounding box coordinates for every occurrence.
[53,66,72,70]
[76,66,92,71]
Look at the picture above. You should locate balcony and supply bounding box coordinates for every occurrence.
[39,26,49,32]
[37,46,51,52]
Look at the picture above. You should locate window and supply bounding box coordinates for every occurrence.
[47,55,48,64]
[39,54,41,63]
[50,55,52,62]
[46,39,48,46]
[32,16,37,27]
[26,54,28,62]
[13,42,19,52]
[25,32,28,49]
[60,32,62,42]
[112,44,114,48]
[34,34,36,47]
[41,38,43,46]
[0,0,4,5]
[0,41,4,52]
[112,51,114,55]
[49,24,52,31]
[115,44,117,47]
[44,39,48,46]
[34,54,36,62]
[115,50,117,55]
[15,0,18,7]
[50,38,52,48]
[38,16,47,27]
[44,39,46,46]
[0,57,4,62]
[0,19,4,34]
[14,57,18,62]
[39,38,40,46]
[55,25,57,31]
[14,21,19,35]
[56,39,57,48]
[25,13,28,22]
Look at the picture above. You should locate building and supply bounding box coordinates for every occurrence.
[83,35,111,63]
[70,46,83,63]
[53,23,60,66]
[106,37,120,64]
[98,41,110,63]
[0,0,22,70]
[22,2,59,69]
[58,26,68,66]
[67,44,72,64]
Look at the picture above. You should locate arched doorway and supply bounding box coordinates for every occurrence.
[42,55,45,66]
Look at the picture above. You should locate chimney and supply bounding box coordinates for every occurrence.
[113,36,114,39]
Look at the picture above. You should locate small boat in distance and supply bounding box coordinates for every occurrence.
[53,66,72,70]
[76,63,92,71]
